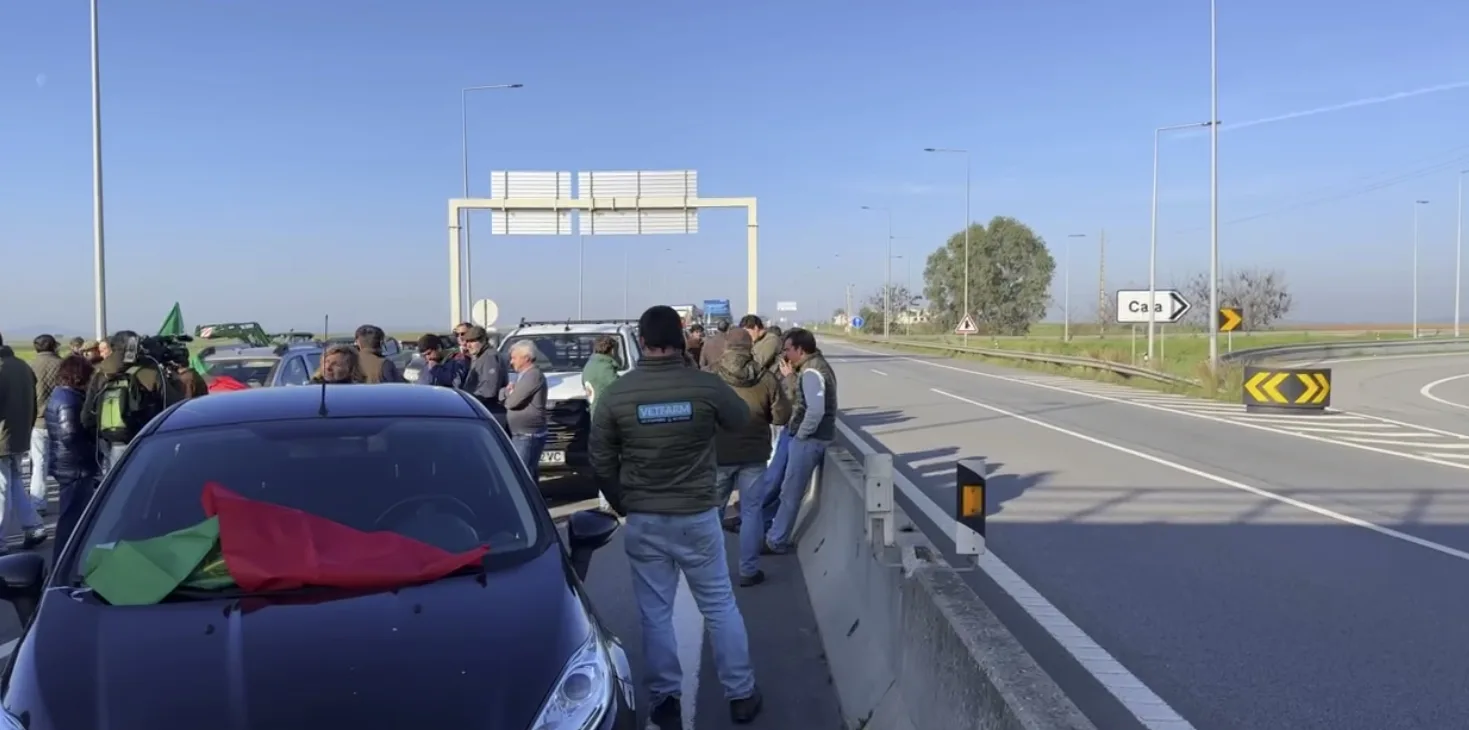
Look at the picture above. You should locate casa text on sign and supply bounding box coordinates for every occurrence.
[1114,289,1191,325]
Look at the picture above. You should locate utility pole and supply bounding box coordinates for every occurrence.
[845,284,854,332]
[1097,229,1107,337]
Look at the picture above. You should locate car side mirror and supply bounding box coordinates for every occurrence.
[566,510,620,582]
[0,552,47,624]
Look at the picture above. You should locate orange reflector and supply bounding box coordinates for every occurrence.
[960,484,984,518]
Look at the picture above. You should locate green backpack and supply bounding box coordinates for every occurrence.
[97,366,157,444]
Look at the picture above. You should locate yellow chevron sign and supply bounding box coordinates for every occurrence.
[1217,307,1243,333]
[1242,366,1332,410]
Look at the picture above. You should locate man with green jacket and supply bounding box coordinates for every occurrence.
[710,328,790,586]
[589,305,763,727]
[580,335,622,416]
[739,314,781,374]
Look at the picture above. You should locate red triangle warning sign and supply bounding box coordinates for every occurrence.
[955,313,978,335]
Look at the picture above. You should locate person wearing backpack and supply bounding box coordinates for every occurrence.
[80,331,183,473]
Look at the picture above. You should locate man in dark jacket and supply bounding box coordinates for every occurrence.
[414,333,467,389]
[354,325,403,383]
[26,335,63,514]
[81,330,183,473]
[460,326,509,431]
[589,305,763,726]
[685,323,705,368]
[46,354,98,551]
[711,328,791,586]
[698,318,731,371]
[762,328,836,558]
[0,334,47,551]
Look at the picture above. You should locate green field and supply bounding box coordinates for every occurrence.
[823,324,1443,401]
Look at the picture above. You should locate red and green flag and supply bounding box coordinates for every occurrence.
[83,482,489,606]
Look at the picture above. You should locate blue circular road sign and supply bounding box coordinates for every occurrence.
[850,315,865,328]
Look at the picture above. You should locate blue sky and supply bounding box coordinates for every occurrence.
[4,0,1469,335]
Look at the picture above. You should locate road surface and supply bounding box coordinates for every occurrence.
[1324,352,1469,438]
[829,340,1469,730]
[2,468,841,729]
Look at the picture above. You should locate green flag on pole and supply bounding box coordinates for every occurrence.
[158,302,186,337]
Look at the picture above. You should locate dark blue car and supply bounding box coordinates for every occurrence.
[0,384,635,729]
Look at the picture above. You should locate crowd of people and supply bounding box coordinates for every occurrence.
[0,308,836,729]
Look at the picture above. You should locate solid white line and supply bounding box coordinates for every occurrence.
[673,575,702,730]
[930,387,1469,565]
[1420,373,1469,412]
[834,344,1469,474]
[870,369,889,376]
[832,418,1196,730]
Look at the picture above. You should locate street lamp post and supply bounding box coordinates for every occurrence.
[1414,199,1430,339]
[924,147,971,343]
[90,0,107,339]
[1457,172,1467,338]
[1065,234,1086,341]
[861,205,895,337]
[460,82,524,316]
[1206,0,1222,372]
[1149,121,1213,362]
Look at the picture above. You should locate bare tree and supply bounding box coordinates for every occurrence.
[1178,268,1294,329]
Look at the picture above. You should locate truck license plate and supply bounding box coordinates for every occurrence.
[540,450,567,465]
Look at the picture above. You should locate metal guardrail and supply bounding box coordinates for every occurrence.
[836,334,1197,386]
[1221,337,1469,364]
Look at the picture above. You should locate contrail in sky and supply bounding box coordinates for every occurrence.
[1228,80,1469,131]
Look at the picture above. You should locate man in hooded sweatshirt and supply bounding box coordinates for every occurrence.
[711,328,791,587]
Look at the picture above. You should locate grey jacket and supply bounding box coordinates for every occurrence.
[463,349,508,415]
[503,366,548,436]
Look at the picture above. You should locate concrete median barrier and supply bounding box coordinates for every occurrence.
[794,447,1095,730]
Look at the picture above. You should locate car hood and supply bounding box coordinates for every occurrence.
[7,546,589,730]
[509,371,586,402]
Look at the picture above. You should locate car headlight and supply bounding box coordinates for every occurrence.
[530,633,614,730]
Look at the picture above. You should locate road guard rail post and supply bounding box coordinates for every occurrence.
[953,458,987,567]
[864,453,895,547]
[1242,365,1332,413]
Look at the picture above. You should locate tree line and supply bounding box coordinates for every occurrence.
[837,216,1294,336]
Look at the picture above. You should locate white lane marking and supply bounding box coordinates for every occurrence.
[832,418,1196,730]
[834,344,1469,473]
[1341,437,1469,449]
[1420,373,1469,412]
[0,639,15,661]
[930,387,1469,565]
[673,575,701,730]
[1341,410,1469,439]
[870,369,889,376]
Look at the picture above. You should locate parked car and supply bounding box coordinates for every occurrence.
[0,384,636,729]
[199,343,325,389]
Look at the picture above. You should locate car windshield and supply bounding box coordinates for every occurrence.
[203,357,279,387]
[502,333,603,373]
[72,417,541,587]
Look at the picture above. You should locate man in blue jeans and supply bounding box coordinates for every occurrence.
[762,328,837,556]
[502,340,548,481]
[590,305,763,728]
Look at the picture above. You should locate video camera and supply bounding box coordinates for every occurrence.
[121,333,194,370]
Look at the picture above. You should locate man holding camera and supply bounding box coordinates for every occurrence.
[81,331,185,473]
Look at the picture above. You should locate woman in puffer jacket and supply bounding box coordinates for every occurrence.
[45,355,99,552]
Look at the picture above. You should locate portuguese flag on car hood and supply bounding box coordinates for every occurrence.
[84,482,489,606]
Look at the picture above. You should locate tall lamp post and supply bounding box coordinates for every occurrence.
[861,205,895,337]
[1413,199,1430,339]
[460,82,524,317]
[923,147,971,343]
[1064,233,1086,341]
[1457,172,1468,338]
[90,0,107,339]
[1149,121,1213,362]
[1206,0,1221,372]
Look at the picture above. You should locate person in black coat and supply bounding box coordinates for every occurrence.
[45,355,99,552]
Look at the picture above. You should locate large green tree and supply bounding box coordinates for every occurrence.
[923,216,1055,335]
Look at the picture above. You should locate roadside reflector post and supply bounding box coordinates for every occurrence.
[954,458,987,558]
[863,453,895,547]
[1241,365,1332,414]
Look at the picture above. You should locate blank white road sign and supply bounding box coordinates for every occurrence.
[1115,289,1190,324]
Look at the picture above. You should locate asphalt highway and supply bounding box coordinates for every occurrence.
[1324,352,1469,436]
[828,341,1469,730]
[0,469,840,729]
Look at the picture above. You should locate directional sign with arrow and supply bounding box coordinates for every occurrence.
[1217,306,1243,332]
[1114,290,1191,325]
[1242,366,1332,411]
